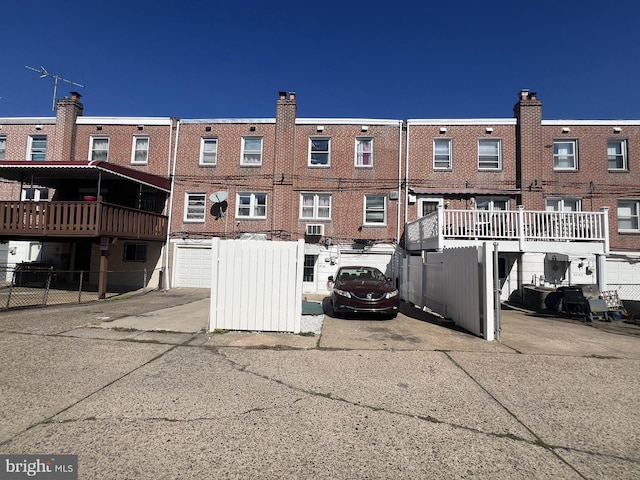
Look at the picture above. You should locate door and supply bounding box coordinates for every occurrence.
[303,254,317,293]
[174,246,212,288]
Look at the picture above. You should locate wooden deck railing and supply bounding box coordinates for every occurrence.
[405,205,610,252]
[0,201,167,240]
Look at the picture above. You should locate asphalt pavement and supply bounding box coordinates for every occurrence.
[0,288,639,479]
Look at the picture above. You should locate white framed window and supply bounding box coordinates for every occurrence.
[241,137,263,166]
[236,192,267,218]
[28,135,47,161]
[608,139,627,171]
[21,187,49,201]
[131,136,149,164]
[364,194,387,225]
[300,193,331,220]
[476,198,508,210]
[434,139,452,169]
[553,140,577,170]
[184,192,206,222]
[200,138,218,166]
[0,136,5,160]
[90,136,109,162]
[478,139,501,170]
[309,138,330,166]
[546,197,581,212]
[418,198,443,217]
[355,138,373,167]
[618,200,639,232]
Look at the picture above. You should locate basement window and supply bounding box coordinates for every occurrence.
[123,243,148,262]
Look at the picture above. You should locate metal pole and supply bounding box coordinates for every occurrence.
[493,242,501,341]
[78,270,83,303]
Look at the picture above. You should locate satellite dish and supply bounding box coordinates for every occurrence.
[210,191,228,203]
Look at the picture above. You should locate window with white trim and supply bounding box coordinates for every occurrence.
[478,139,501,170]
[184,192,206,222]
[608,139,627,171]
[28,135,47,161]
[131,136,149,164]
[90,136,109,161]
[434,139,452,169]
[309,138,330,166]
[553,140,577,170]
[0,136,5,160]
[618,200,639,232]
[546,197,581,212]
[364,194,387,225]
[200,138,218,165]
[300,193,331,220]
[236,192,267,218]
[241,137,263,166]
[476,198,508,210]
[355,138,373,167]
[418,199,441,217]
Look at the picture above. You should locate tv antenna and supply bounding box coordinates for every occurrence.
[25,65,85,111]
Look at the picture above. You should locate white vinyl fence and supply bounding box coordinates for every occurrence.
[399,244,496,340]
[209,238,304,333]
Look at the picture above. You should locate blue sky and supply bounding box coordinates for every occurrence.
[2,0,639,120]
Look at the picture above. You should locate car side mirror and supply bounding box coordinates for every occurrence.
[328,275,334,282]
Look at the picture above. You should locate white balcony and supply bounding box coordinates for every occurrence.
[405,205,609,255]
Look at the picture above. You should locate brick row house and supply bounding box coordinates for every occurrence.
[0,90,638,306]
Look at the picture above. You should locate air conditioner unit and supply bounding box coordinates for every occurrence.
[306,224,324,236]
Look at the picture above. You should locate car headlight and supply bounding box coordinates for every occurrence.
[333,288,351,298]
[385,290,399,299]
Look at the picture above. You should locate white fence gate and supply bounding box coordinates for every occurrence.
[209,238,304,333]
[399,244,496,340]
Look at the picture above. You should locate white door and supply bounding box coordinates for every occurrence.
[174,246,212,288]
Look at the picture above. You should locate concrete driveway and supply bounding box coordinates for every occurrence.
[0,288,639,479]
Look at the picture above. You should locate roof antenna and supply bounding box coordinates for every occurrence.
[25,65,85,111]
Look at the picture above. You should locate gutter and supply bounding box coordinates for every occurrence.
[164,118,181,291]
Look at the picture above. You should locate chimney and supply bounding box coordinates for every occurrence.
[70,91,82,101]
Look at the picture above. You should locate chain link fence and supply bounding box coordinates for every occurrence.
[0,264,163,311]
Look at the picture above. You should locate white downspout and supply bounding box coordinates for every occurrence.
[159,118,175,290]
[164,118,181,291]
[396,120,403,243]
[404,121,411,243]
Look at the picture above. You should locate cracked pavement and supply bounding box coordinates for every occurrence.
[0,289,639,479]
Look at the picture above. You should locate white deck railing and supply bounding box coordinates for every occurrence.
[405,205,609,252]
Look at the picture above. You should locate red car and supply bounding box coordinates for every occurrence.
[330,266,399,317]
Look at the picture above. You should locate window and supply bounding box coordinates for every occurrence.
[303,255,316,282]
[618,200,639,232]
[478,139,501,170]
[300,193,331,219]
[241,137,263,166]
[90,137,109,161]
[355,138,373,167]
[123,243,147,262]
[476,198,508,210]
[200,138,218,165]
[131,136,149,164]
[309,138,330,166]
[0,136,5,160]
[418,199,442,217]
[546,198,581,212]
[434,139,452,169]
[364,195,387,225]
[28,135,47,161]
[184,192,206,222]
[608,139,627,171]
[553,140,577,170]
[236,192,267,218]
[21,188,49,201]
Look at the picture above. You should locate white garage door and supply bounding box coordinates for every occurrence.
[340,252,393,276]
[174,246,212,288]
[606,257,640,301]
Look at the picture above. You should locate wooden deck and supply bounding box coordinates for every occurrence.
[0,201,167,240]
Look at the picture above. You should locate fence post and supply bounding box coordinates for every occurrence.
[517,205,525,251]
[43,267,53,306]
[6,269,14,309]
[78,271,84,303]
[143,268,147,293]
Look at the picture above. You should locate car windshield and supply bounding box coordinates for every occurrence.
[337,267,386,282]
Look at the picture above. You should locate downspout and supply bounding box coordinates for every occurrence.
[159,117,175,290]
[164,118,181,291]
[396,120,403,242]
[404,121,411,247]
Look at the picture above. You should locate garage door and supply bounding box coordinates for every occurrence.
[174,246,212,288]
[340,252,393,276]
[606,256,640,301]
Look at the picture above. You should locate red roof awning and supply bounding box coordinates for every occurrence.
[0,161,171,192]
[410,187,520,196]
